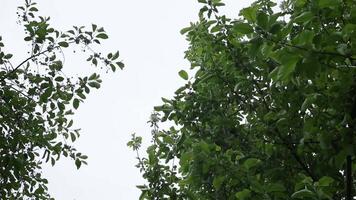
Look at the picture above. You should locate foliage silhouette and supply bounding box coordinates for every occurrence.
[0,0,123,198]
[129,0,356,199]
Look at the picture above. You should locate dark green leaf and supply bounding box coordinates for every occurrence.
[58,42,69,47]
[96,33,108,39]
[73,98,80,109]
[235,189,251,200]
[178,70,189,80]
[233,23,254,34]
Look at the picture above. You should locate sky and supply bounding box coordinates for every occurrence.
[1,0,254,199]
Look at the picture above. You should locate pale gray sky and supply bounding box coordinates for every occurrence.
[1,0,253,199]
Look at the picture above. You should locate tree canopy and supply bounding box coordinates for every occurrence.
[129,0,356,199]
[0,0,123,199]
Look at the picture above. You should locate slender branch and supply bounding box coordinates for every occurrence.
[0,40,77,83]
[0,45,59,82]
[276,130,317,181]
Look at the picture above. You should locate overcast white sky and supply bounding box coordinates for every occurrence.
[1,0,254,199]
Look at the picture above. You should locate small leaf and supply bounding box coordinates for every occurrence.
[112,51,120,60]
[58,42,69,47]
[257,11,269,29]
[110,64,116,72]
[89,73,96,80]
[180,27,192,35]
[29,7,38,11]
[243,158,261,170]
[318,176,334,187]
[70,132,76,142]
[239,6,258,22]
[75,159,81,169]
[92,58,98,66]
[234,23,254,34]
[291,188,315,199]
[68,120,73,128]
[277,54,300,80]
[24,36,32,41]
[294,12,314,24]
[117,62,125,69]
[88,82,100,89]
[4,54,13,59]
[96,33,108,39]
[292,30,314,46]
[318,0,340,8]
[213,176,225,190]
[235,189,251,200]
[136,185,147,190]
[55,76,64,82]
[266,183,286,192]
[92,24,97,31]
[178,70,189,80]
[73,98,80,109]
[77,93,86,99]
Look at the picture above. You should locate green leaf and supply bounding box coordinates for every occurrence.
[24,36,32,41]
[136,185,147,190]
[57,102,65,111]
[318,176,334,187]
[235,189,251,200]
[117,62,125,69]
[4,54,13,59]
[266,183,286,192]
[73,98,80,109]
[180,26,192,35]
[92,24,97,31]
[291,188,315,199]
[29,7,38,12]
[256,11,269,29]
[294,0,307,7]
[234,23,254,34]
[239,6,258,22]
[294,12,314,24]
[110,64,116,72]
[292,30,314,46]
[58,42,69,47]
[75,159,81,169]
[77,92,86,99]
[70,132,76,142]
[243,158,261,170]
[96,33,108,39]
[55,76,64,82]
[112,51,120,60]
[40,88,52,102]
[275,53,300,80]
[212,176,225,190]
[92,58,98,66]
[88,82,100,89]
[89,73,97,80]
[68,120,73,128]
[178,70,189,80]
[318,0,340,8]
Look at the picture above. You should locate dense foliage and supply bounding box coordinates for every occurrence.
[129,0,356,199]
[0,1,123,199]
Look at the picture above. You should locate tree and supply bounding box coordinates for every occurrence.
[129,0,356,199]
[0,0,123,199]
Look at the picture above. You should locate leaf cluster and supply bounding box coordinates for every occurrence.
[0,1,122,198]
[129,0,356,199]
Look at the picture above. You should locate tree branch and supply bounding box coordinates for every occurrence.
[0,44,66,82]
